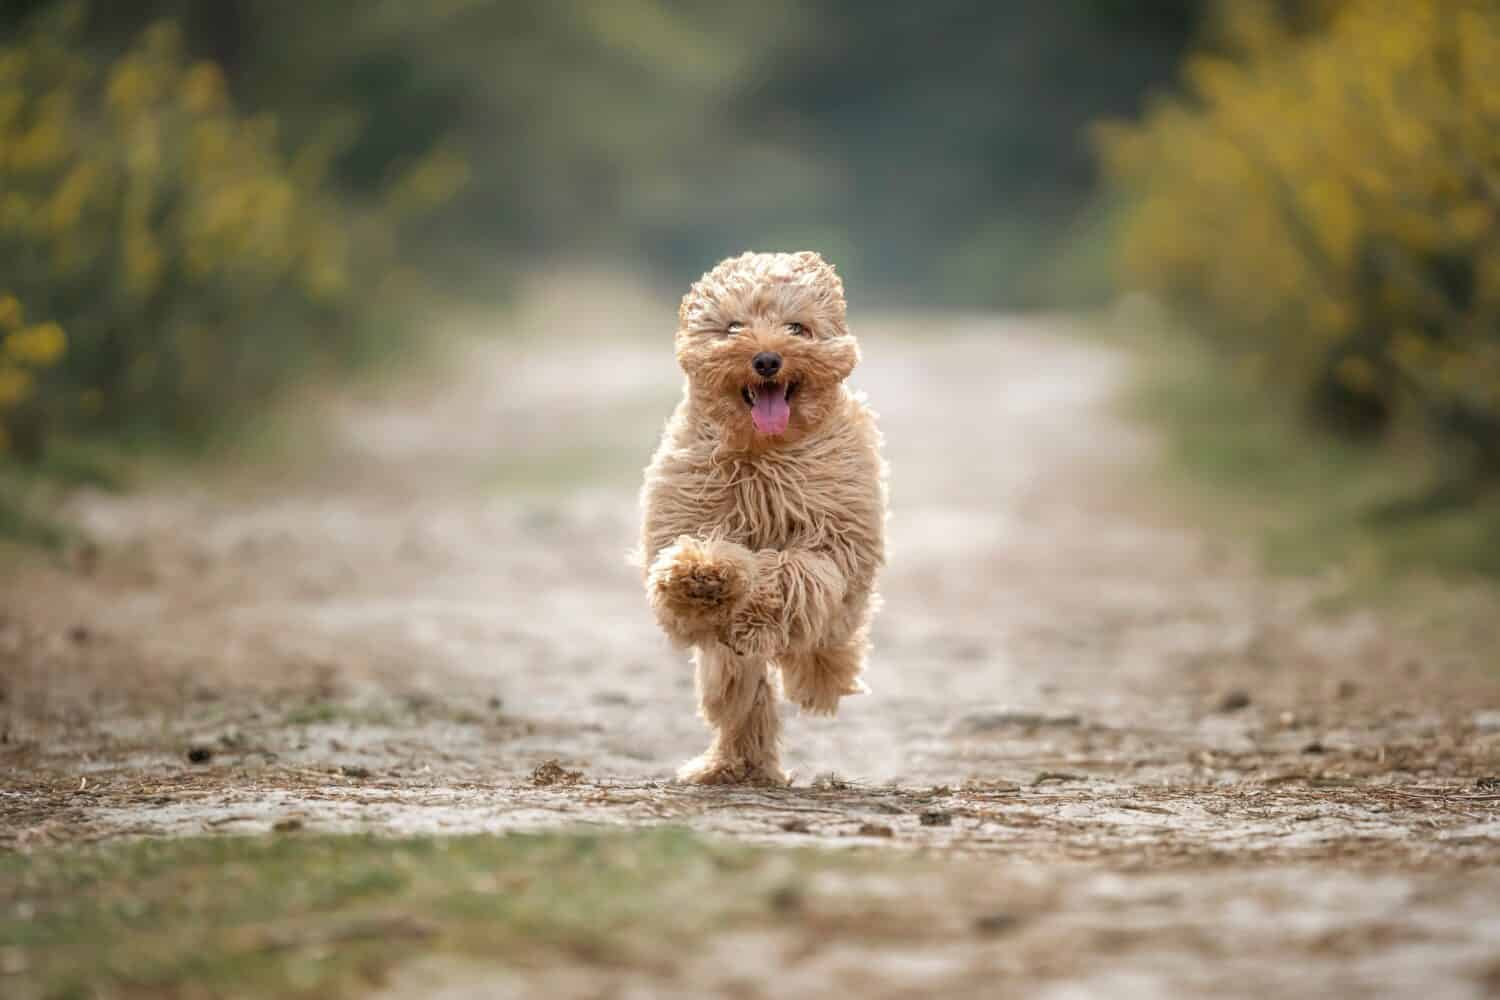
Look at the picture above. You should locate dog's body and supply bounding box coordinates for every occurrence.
[639,251,887,785]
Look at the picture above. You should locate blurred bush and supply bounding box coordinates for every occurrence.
[0,6,461,462]
[11,1,1204,307]
[1099,0,1500,481]
[0,0,1218,478]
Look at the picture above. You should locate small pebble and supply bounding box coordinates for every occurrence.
[186,746,214,764]
[1216,690,1252,713]
[768,886,803,913]
[919,809,953,827]
[973,913,1020,936]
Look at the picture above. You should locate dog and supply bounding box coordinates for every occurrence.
[638,251,887,785]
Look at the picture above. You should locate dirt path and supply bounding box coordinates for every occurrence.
[4,276,1500,996]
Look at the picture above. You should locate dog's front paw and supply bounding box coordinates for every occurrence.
[680,565,736,605]
[676,751,788,787]
[648,536,753,642]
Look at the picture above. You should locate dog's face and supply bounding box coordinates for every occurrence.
[676,251,858,448]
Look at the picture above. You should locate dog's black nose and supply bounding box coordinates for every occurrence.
[752,352,782,378]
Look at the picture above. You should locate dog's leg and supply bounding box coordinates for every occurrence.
[725,548,847,659]
[647,536,755,646]
[676,643,786,786]
[779,631,870,717]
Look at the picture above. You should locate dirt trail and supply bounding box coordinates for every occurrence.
[4,276,1500,996]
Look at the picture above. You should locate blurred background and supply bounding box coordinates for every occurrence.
[1,0,1498,567]
[5,7,1500,993]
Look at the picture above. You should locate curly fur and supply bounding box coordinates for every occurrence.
[638,251,887,785]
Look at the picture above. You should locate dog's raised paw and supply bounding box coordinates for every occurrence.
[682,567,732,605]
[650,536,751,614]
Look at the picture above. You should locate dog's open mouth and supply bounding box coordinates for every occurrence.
[742,379,799,435]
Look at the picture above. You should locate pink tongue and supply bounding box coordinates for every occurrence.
[751,384,791,435]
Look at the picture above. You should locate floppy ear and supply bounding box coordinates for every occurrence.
[833,334,860,381]
[807,332,859,384]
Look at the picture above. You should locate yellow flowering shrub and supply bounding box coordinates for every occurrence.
[0,293,67,458]
[1098,0,1500,470]
[0,8,463,459]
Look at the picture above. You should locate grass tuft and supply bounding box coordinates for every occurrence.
[1123,326,1500,585]
[0,829,880,999]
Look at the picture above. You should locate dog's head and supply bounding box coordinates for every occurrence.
[676,251,858,447]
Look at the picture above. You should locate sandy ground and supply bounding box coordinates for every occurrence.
[3,276,1500,996]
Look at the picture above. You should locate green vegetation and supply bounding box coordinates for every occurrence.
[0,5,464,542]
[0,433,135,549]
[0,6,460,478]
[3,1,1209,307]
[0,486,69,550]
[1101,1,1500,487]
[0,1,1215,542]
[1128,323,1500,584]
[0,829,882,999]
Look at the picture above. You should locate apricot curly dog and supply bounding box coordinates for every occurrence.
[639,251,887,785]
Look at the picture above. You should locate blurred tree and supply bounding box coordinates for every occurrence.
[752,1,1204,298]
[4,1,1208,303]
[0,7,453,458]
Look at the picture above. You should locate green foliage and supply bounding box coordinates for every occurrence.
[1100,0,1500,477]
[15,1,1207,304]
[1128,323,1500,583]
[0,6,462,466]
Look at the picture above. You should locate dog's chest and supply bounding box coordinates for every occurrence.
[703,458,829,550]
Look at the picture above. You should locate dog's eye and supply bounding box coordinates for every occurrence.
[725,321,745,336]
[787,322,809,337]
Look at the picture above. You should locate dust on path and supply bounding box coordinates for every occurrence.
[4,275,1500,997]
